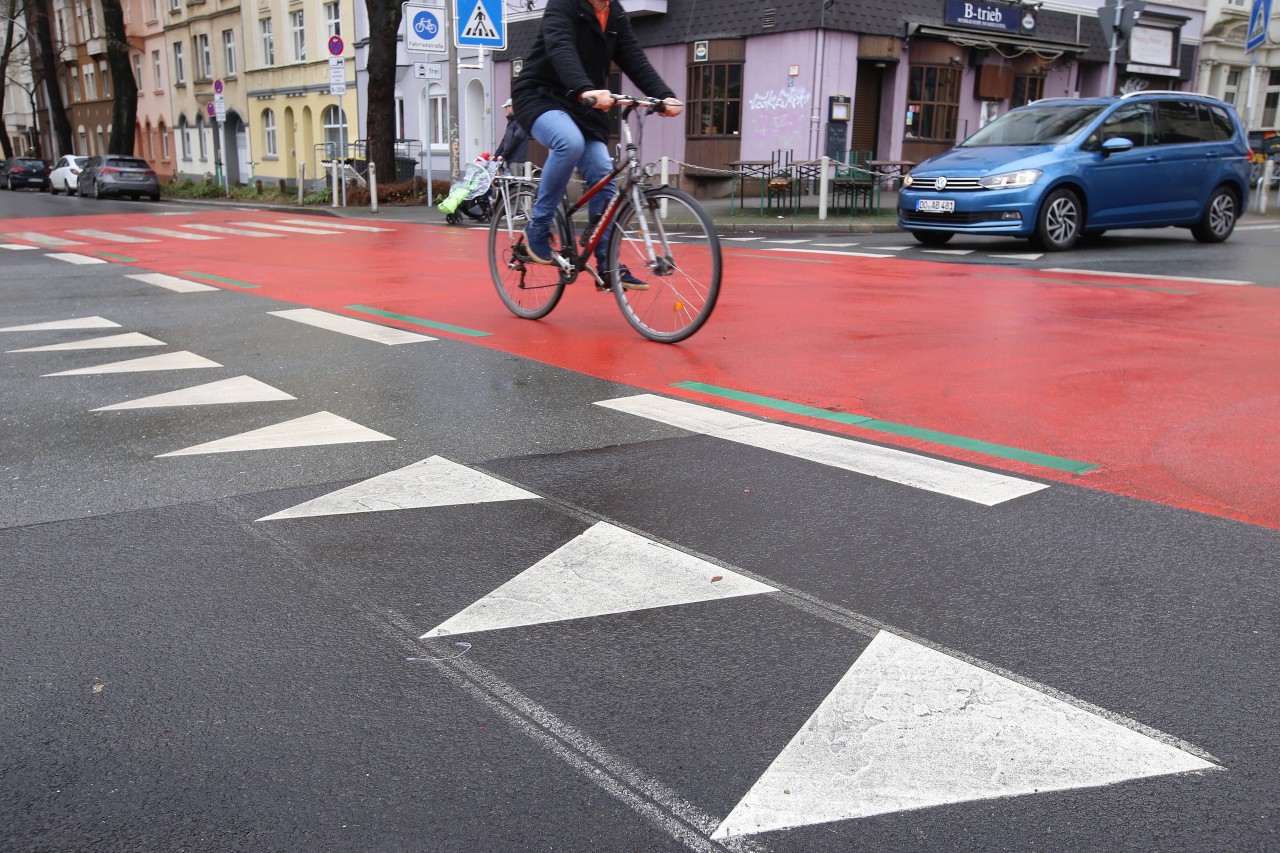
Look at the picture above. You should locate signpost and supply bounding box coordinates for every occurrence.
[328,36,347,207]
[213,78,227,192]
[404,2,448,53]
[1099,0,1145,94]
[1247,0,1272,53]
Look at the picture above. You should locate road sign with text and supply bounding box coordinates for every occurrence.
[404,1,448,53]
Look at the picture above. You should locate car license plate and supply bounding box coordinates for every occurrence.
[125,171,142,179]
[917,199,955,213]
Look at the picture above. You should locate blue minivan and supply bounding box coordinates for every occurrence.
[897,92,1252,251]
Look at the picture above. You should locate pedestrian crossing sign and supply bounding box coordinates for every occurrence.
[455,0,505,49]
[1247,0,1271,52]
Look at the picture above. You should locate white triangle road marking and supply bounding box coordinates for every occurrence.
[990,253,1044,260]
[596,394,1045,506]
[43,350,222,376]
[8,332,166,352]
[921,249,975,255]
[126,226,220,240]
[1,243,41,250]
[421,521,776,638]
[269,308,436,345]
[67,229,159,243]
[277,218,393,232]
[229,221,344,235]
[5,232,85,247]
[46,253,107,265]
[259,455,537,520]
[1,316,121,332]
[157,411,394,457]
[92,375,296,411]
[712,631,1216,839]
[182,223,283,238]
[126,272,220,293]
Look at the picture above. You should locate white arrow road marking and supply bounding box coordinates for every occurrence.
[277,219,393,232]
[92,375,295,411]
[126,227,220,240]
[6,232,85,247]
[182,223,283,238]
[258,455,538,520]
[67,229,159,243]
[269,308,436,344]
[421,521,776,638]
[229,221,344,235]
[712,631,1217,839]
[596,394,1046,506]
[46,253,107,265]
[8,332,166,352]
[157,411,394,457]
[125,273,220,293]
[1,316,120,331]
[43,351,221,376]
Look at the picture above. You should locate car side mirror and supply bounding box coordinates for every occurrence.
[1102,137,1134,155]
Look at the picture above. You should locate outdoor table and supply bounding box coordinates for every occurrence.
[869,160,916,187]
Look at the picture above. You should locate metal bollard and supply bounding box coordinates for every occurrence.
[369,162,378,214]
[818,155,830,221]
[297,164,304,206]
[331,159,339,208]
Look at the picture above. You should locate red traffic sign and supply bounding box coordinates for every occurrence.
[328,35,344,55]
[213,78,223,94]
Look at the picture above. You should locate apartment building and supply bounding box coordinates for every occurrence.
[1198,0,1279,145]
[126,0,176,176]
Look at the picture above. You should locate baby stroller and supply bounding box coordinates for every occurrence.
[439,153,498,225]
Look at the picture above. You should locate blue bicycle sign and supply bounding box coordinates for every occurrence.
[403,2,448,53]
[415,11,439,36]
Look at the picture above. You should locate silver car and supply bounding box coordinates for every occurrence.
[79,155,162,201]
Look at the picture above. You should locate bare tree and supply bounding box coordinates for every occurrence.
[100,0,136,154]
[363,0,401,183]
[25,0,73,156]
[1,0,27,158]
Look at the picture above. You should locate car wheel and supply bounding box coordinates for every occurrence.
[1191,186,1238,244]
[149,194,161,202]
[50,183,60,195]
[90,179,100,199]
[910,230,954,247]
[1030,188,1082,251]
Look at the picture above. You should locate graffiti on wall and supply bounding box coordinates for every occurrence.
[747,85,812,140]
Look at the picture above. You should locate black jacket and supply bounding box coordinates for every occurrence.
[511,0,675,144]
[495,115,529,163]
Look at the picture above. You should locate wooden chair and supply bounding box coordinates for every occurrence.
[760,149,796,213]
[832,154,879,215]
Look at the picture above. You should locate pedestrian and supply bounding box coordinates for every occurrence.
[494,99,528,172]
[510,0,682,286]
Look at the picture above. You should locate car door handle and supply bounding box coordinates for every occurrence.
[1144,156,1160,162]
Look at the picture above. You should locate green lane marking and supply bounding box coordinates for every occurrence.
[92,252,137,263]
[179,270,259,289]
[346,304,491,337]
[672,380,1098,474]
[978,272,1193,295]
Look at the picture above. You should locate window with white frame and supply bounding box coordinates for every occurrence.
[85,0,97,37]
[99,60,110,98]
[173,42,186,84]
[426,85,447,146]
[84,67,96,100]
[260,18,275,66]
[197,116,207,160]
[179,117,191,159]
[134,54,143,88]
[263,109,277,156]
[74,0,85,39]
[1263,69,1280,127]
[223,30,236,75]
[170,0,179,13]
[1224,69,1241,107]
[152,50,162,89]
[325,1,340,37]
[96,125,105,154]
[149,0,158,19]
[196,34,211,79]
[291,10,306,61]
[78,126,89,155]
[395,95,404,137]
[323,105,348,155]
[56,10,66,43]
[161,122,170,159]
[70,69,80,102]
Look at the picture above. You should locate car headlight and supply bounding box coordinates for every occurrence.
[902,174,913,187]
[978,169,1042,189]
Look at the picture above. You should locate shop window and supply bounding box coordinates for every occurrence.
[907,65,961,142]
[685,62,742,138]
[1012,75,1044,108]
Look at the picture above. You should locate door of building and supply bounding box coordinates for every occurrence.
[851,61,884,160]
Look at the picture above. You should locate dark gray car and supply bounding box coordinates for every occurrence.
[79,155,162,201]
[0,157,52,191]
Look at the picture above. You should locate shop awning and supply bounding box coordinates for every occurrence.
[914,24,1090,60]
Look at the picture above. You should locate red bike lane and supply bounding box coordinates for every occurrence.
[9,208,1279,530]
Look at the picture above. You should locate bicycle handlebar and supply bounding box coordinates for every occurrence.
[579,94,669,114]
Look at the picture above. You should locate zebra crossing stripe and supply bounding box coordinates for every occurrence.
[6,232,84,247]
[67,229,159,243]
[182,223,283,238]
[126,227,220,240]
[126,273,220,293]
[46,253,108,265]
[277,219,393,232]
[229,221,344,235]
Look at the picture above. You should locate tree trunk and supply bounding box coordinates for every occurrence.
[100,0,136,154]
[0,12,15,159]
[26,0,73,157]
[363,0,401,183]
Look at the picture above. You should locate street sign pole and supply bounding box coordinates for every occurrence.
[1105,0,1123,95]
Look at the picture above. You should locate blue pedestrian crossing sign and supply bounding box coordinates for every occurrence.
[1247,0,1271,52]
[455,0,504,49]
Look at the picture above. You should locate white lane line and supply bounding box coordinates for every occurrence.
[230,221,344,235]
[182,223,283,238]
[259,455,538,521]
[46,253,108,265]
[276,218,393,232]
[125,273,219,293]
[157,411,394,457]
[722,236,765,242]
[1,316,120,332]
[93,375,295,411]
[0,243,40,250]
[6,232,85,247]
[812,242,860,247]
[67,229,158,243]
[268,308,436,344]
[870,245,909,251]
[768,248,892,259]
[1045,268,1251,286]
[126,226,220,240]
[990,253,1044,260]
[43,351,222,376]
[422,521,776,638]
[765,239,811,244]
[595,394,1046,506]
[9,332,165,353]
[712,631,1216,839]
[150,211,199,216]
[1234,224,1280,231]
[921,249,975,255]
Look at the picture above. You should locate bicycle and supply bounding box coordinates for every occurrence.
[487,94,722,343]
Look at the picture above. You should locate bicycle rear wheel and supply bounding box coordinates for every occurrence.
[607,187,721,343]
[489,191,567,320]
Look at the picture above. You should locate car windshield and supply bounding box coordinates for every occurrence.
[108,158,150,168]
[960,104,1104,147]
[14,159,45,167]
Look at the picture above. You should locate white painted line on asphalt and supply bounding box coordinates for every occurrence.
[1234,224,1280,231]
[259,455,538,520]
[768,248,892,259]
[230,221,344,235]
[765,239,811,244]
[870,245,909,251]
[921,249,974,255]
[0,243,40,250]
[990,253,1044,260]
[1,316,120,331]
[46,253,107,265]
[268,308,437,345]
[1045,268,1252,286]
[7,232,84,247]
[812,242,860,247]
[596,394,1047,506]
[421,521,776,638]
[126,272,220,293]
[8,332,166,352]
[157,411,394,457]
[277,218,393,232]
[93,375,296,411]
[67,229,159,243]
[713,631,1216,839]
[182,223,284,238]
[149,211,199,215]
[43,351,222,376]
[126,227,220,240]
[722,236,765,242]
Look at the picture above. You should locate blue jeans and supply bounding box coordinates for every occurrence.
[530,110,614,265]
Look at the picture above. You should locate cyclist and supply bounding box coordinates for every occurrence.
[510,0,682,286]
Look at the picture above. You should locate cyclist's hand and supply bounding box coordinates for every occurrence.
[581,90,615,110]
[658,98,684,117]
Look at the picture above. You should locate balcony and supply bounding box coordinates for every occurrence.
[59,44,78,64]
[86,36,107,56]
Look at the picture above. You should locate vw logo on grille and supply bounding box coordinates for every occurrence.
[936,176,948,190]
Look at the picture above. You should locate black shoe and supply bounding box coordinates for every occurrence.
[615,265,649,291]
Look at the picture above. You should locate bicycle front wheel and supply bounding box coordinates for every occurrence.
[489,191,566,320]
[607,188,721,343]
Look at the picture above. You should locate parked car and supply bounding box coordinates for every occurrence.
[49,155,89,195]
[898,92,1252,251]
[78,155,161,201]
[0,157,52,191]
